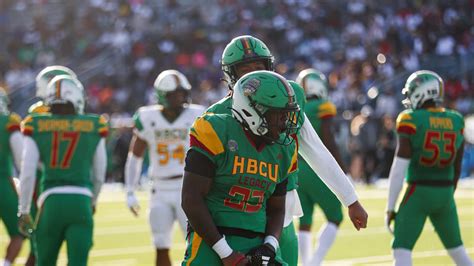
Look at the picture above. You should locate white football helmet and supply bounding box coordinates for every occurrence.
[296,68,329,99]
[35,65,77,99]
[44,75,85,114]
[153,69,191,107]
[402,70,444,109]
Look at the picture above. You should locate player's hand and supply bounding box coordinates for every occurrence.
[18,214,34,237]
[246,243,281,266]
[126,192,140,216]
[348,200,368,231]
[221,251,248,266]
[385,210,396,235]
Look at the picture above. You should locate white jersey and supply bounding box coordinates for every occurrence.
[133,104,205,180]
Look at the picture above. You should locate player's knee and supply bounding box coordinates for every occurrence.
[153,233,172,249]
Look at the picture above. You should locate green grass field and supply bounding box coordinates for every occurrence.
[2,183,473,265]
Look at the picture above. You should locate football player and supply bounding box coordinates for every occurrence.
[0,88,24,266]
[208,35,367,265]
[23,65,78,266]
[386,70,472,266]
[295,69,346,266]
[124,70,205,266]
[18,75,107,266]
[182,70,300,265]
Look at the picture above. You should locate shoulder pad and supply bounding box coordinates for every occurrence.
[318,101,337,119]
[21,115,35,136]
[396,110,416,135]
[190,114,226,156]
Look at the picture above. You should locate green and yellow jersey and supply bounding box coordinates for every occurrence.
[205,80,306,191]
[0,113,21,178]
[21,113,108,193]
[189,113,297,233]
[396,107,464,182]
[304,98,337,135]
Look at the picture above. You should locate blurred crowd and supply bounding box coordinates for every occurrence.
[1,0,473,183]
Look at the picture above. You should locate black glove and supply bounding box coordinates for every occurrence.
[246,243,281,266]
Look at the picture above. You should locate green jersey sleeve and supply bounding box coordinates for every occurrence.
[97,114,109,137]
[6,113,21,133]
[189,113,227,163]
[133,111,144,132]
[21,115,36,136]
[396,109,416,138]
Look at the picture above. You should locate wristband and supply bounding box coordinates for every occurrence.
[212,236,233,259]
[264,235,279,251]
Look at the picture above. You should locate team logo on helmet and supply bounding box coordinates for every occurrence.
[243,78,260,96]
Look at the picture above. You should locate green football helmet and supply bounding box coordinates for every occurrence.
[35,65,77,99]
[232,70,300,145]
[44,75,85,114]
[0,88,9,115]
[402,70,444,109]
[221,35,274,85]
[296,68,329,99]
[153,69,191,107]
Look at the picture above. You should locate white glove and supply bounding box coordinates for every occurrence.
[127,191,140,216]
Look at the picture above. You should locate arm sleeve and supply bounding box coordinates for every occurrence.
[298,115,358,206]
[92,138,107,205]
[124,152,144,193]
[386,156,410,211]
[9,131,23,171]
[19,136,39,214]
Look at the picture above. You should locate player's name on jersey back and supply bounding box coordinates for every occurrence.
[429,117,453,130]
[37,119,94,132]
